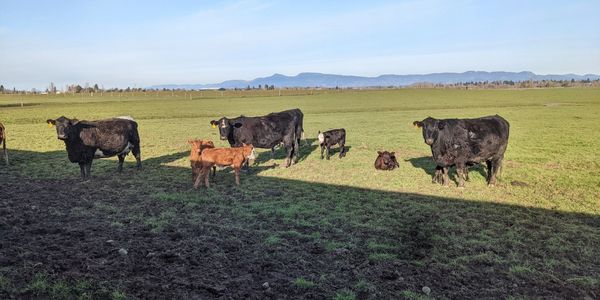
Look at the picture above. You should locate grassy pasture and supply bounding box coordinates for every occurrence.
[1,88,599,299]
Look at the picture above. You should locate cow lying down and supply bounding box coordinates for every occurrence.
[374,151,399,170]
[194,144,256,189]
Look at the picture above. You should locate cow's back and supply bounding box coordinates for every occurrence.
[79,118,138,150]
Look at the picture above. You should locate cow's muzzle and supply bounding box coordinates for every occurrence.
[57,135,67,140]
[425,138,434,145]
[220,136,227,140]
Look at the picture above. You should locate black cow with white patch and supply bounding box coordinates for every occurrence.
[413,115,509,187]
[318,129,347,160]
[210,109,304,167]
[46,116,142,180]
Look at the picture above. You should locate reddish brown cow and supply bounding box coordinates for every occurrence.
[194,144,256,188]
[188,139,215,182]
[0,123,7,165]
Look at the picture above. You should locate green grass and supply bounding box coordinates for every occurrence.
[2,88,600,298]
[293,277,316,288]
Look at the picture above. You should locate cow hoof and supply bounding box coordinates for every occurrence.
[457,185,465,189]
[488,183,496,187]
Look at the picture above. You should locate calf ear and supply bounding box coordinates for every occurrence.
[46,119,56,126]
[413,121,422,128]
[210,120,217,128]
[188,139,194,144]
[233,122,243,128]
[377,151,383,155]
[390,152,395,156]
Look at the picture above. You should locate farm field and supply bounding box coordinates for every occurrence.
[1,88,599,299]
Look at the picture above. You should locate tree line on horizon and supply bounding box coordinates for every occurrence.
[1,79,599,95]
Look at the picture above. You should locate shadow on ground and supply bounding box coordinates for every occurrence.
[406,156,488,184]
[1,149,599,299]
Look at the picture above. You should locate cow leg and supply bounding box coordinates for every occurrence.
[271,147,276,159]
[212,166,216,177]
[2,138,7,165]
[293,137,300,164]
[464,166,470,181]
[193,166,204,189]
[204,166,211,188]
[79,162,86,180]
[85,161,92,180]
[489,157,503,186]
[456,163,466,188]
[320,144,325,159]
[486,160,493,184]
[234,167,240,185]
[326,145,331,160]
[117,154,125,172]
[132,142,142,170]
[432,166,441,184]
[339,142,346,158]
[284,143,294,168]
[441,167,450,187]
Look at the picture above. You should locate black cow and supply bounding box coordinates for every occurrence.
[374,151,399,170]
[318,129,347,160]
[210,109,303,167]
[413,115,509,187]
[46,116,142,180]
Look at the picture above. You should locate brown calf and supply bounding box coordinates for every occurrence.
[194,144,256,188]
[0,123,7,165]
[188,139,215,182]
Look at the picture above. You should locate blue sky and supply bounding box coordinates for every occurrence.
[1,0,599,89]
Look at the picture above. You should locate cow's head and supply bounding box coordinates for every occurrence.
[413,117,445,146]
[210,118,243,141]
[47,116,79,140]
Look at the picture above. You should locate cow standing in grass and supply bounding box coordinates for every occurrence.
[188,139,215,182]
[46,116,142,180]
[0,122,7,165]
[318,129,347,160]
[413,115,509,187]
[194,144,256,188]
[210,109,303,167]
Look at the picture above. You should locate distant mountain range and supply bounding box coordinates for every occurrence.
[149,71,600,89]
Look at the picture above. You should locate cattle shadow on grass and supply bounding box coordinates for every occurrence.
[1,148,600,299]
[407,156,487,184]
[253,138,319,165]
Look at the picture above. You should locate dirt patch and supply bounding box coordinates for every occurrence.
[0,172,595,299]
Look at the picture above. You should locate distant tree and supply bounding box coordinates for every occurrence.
[75,85,83,93]
[246,85,251,90]
[258,84,262,90]
[93,84,99,92]
[0,85,4,93]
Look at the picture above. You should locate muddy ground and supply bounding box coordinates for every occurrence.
[1,170,597,299]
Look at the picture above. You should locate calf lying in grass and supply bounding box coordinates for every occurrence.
[194,144,256,188]
[374,151,399,170]
[188,139,215,183]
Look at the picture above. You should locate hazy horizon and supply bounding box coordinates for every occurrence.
[1,0,599,90]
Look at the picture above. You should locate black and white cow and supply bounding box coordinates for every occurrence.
[317,128,347,160]
[413,115,509,187]
[210,109,304,167]
[46,116,142,180]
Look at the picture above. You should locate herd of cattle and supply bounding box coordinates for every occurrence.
[1,109,510,188]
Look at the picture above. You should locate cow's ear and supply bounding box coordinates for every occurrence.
[46,119,56,126]
[413,121,422,128]
[233,122,243,128]
[188,139,194,144]
[437,121,445,130]
[71,119,80,125]
[210,120,217,128]
[377,151,383,155]
[390,152,395,156]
